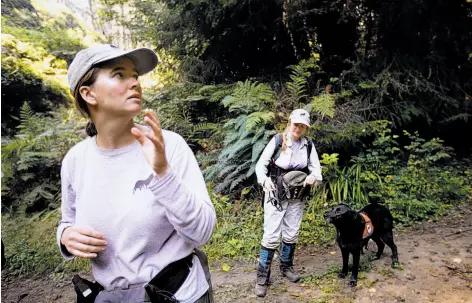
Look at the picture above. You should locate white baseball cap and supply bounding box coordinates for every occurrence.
[290,109,311,127]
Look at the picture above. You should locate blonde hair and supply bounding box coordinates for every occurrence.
[281,120,291,152]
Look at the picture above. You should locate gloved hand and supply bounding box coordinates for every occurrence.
[263,178,276,192]
[303,175,319,187]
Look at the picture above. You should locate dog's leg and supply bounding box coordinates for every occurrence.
[338,248,349,279]
[349,250,360,287]
[381,231,399,267]
[360,239,368,255]
[370,236,385,261]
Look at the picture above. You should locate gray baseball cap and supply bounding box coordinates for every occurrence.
[67,44,158,93]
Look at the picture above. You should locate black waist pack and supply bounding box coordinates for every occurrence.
[144,253,194,302]
[72,274,104,303]
[72,253,194,303]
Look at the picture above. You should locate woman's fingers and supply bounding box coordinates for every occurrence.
[143,110,165,151]
[69,248,98,259]
[63,226,108,258]
[71,241,106,253]
[145,109,161,129]
[76,226,106,240]
[144,110,164,142]
[131,127,147,146]
[304,176,317,186]
[73,233,108,247]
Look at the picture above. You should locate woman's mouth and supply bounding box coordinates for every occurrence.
[128,93,141,102]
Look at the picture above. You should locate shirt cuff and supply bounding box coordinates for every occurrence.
[309,173,323,181]
[148,168,180,199]
[57,225,75,260]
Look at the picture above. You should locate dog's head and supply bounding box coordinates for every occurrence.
[324,203,357,225]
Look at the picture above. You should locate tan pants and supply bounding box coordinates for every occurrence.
[261,195,304,249]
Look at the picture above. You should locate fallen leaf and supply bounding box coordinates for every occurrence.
[221,263,231,272]
[329,251,336,255]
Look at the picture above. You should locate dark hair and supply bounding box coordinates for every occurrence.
[72,67,101,136]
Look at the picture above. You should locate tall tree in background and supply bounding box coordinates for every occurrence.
[125,0,301,83]
[96,0,472,153]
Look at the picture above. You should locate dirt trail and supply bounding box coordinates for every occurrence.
[2,202,472,303]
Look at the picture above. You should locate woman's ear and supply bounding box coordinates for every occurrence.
[79,86,98,106]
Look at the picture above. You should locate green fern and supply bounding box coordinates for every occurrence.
[285,57,320,102]
[206,80,276,194]
[1,105,82,214]
[246,111,275,132]
[222,80,275,113]
[308,93,336,119]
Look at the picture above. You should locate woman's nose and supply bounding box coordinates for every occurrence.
[129,77,140,90]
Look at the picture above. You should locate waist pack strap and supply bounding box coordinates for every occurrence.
[73,253,195,303]
[145,253,195,296]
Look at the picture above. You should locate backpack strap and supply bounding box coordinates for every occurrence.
[306,137,313,165]
[271,134,314,165]
[271,134,283,161]
[267,134,283,181]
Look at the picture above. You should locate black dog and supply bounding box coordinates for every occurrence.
[324,202,399,287]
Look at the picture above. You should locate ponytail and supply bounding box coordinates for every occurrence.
[85,121,98,137]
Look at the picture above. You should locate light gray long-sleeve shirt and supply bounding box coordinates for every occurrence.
[56,130,217,303]
[255,135,323,186]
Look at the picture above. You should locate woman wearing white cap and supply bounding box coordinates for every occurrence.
[254,109,323,297]
[56,44,216,302]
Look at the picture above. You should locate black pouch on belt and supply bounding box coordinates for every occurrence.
[72,274,104,303]
[144,253,195,302]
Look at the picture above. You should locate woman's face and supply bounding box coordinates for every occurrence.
[85,57,142,117]
[289,122,308,140]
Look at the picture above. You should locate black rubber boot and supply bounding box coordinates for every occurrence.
[255,246,275,297]
[280,242,300,283]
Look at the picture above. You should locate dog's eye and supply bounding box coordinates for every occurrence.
[335,208,340,213]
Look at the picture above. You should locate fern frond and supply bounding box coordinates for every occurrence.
[218,164,240,178]
[251,140,267,163]
[251,126,267,144]
[246,164,257,178]
[246,111,275,132]
[263,130,277,141]
[309,93,336,119]
[219,137,253,160]
[222,80,274,114]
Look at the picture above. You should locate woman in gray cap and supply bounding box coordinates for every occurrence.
[254,109,323,297]
[57,44,216,303]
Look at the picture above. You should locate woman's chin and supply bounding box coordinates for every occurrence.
[126,104,142,116]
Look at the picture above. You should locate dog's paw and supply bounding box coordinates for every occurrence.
[391,262,402,269]
[338,272,347,279]
[348,278,357,287]
[369,255,380,262]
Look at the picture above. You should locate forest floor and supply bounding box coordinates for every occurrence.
[2,202,472,303]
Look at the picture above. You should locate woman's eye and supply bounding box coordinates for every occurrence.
[133,74,139,80]
[115,72,124,79]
